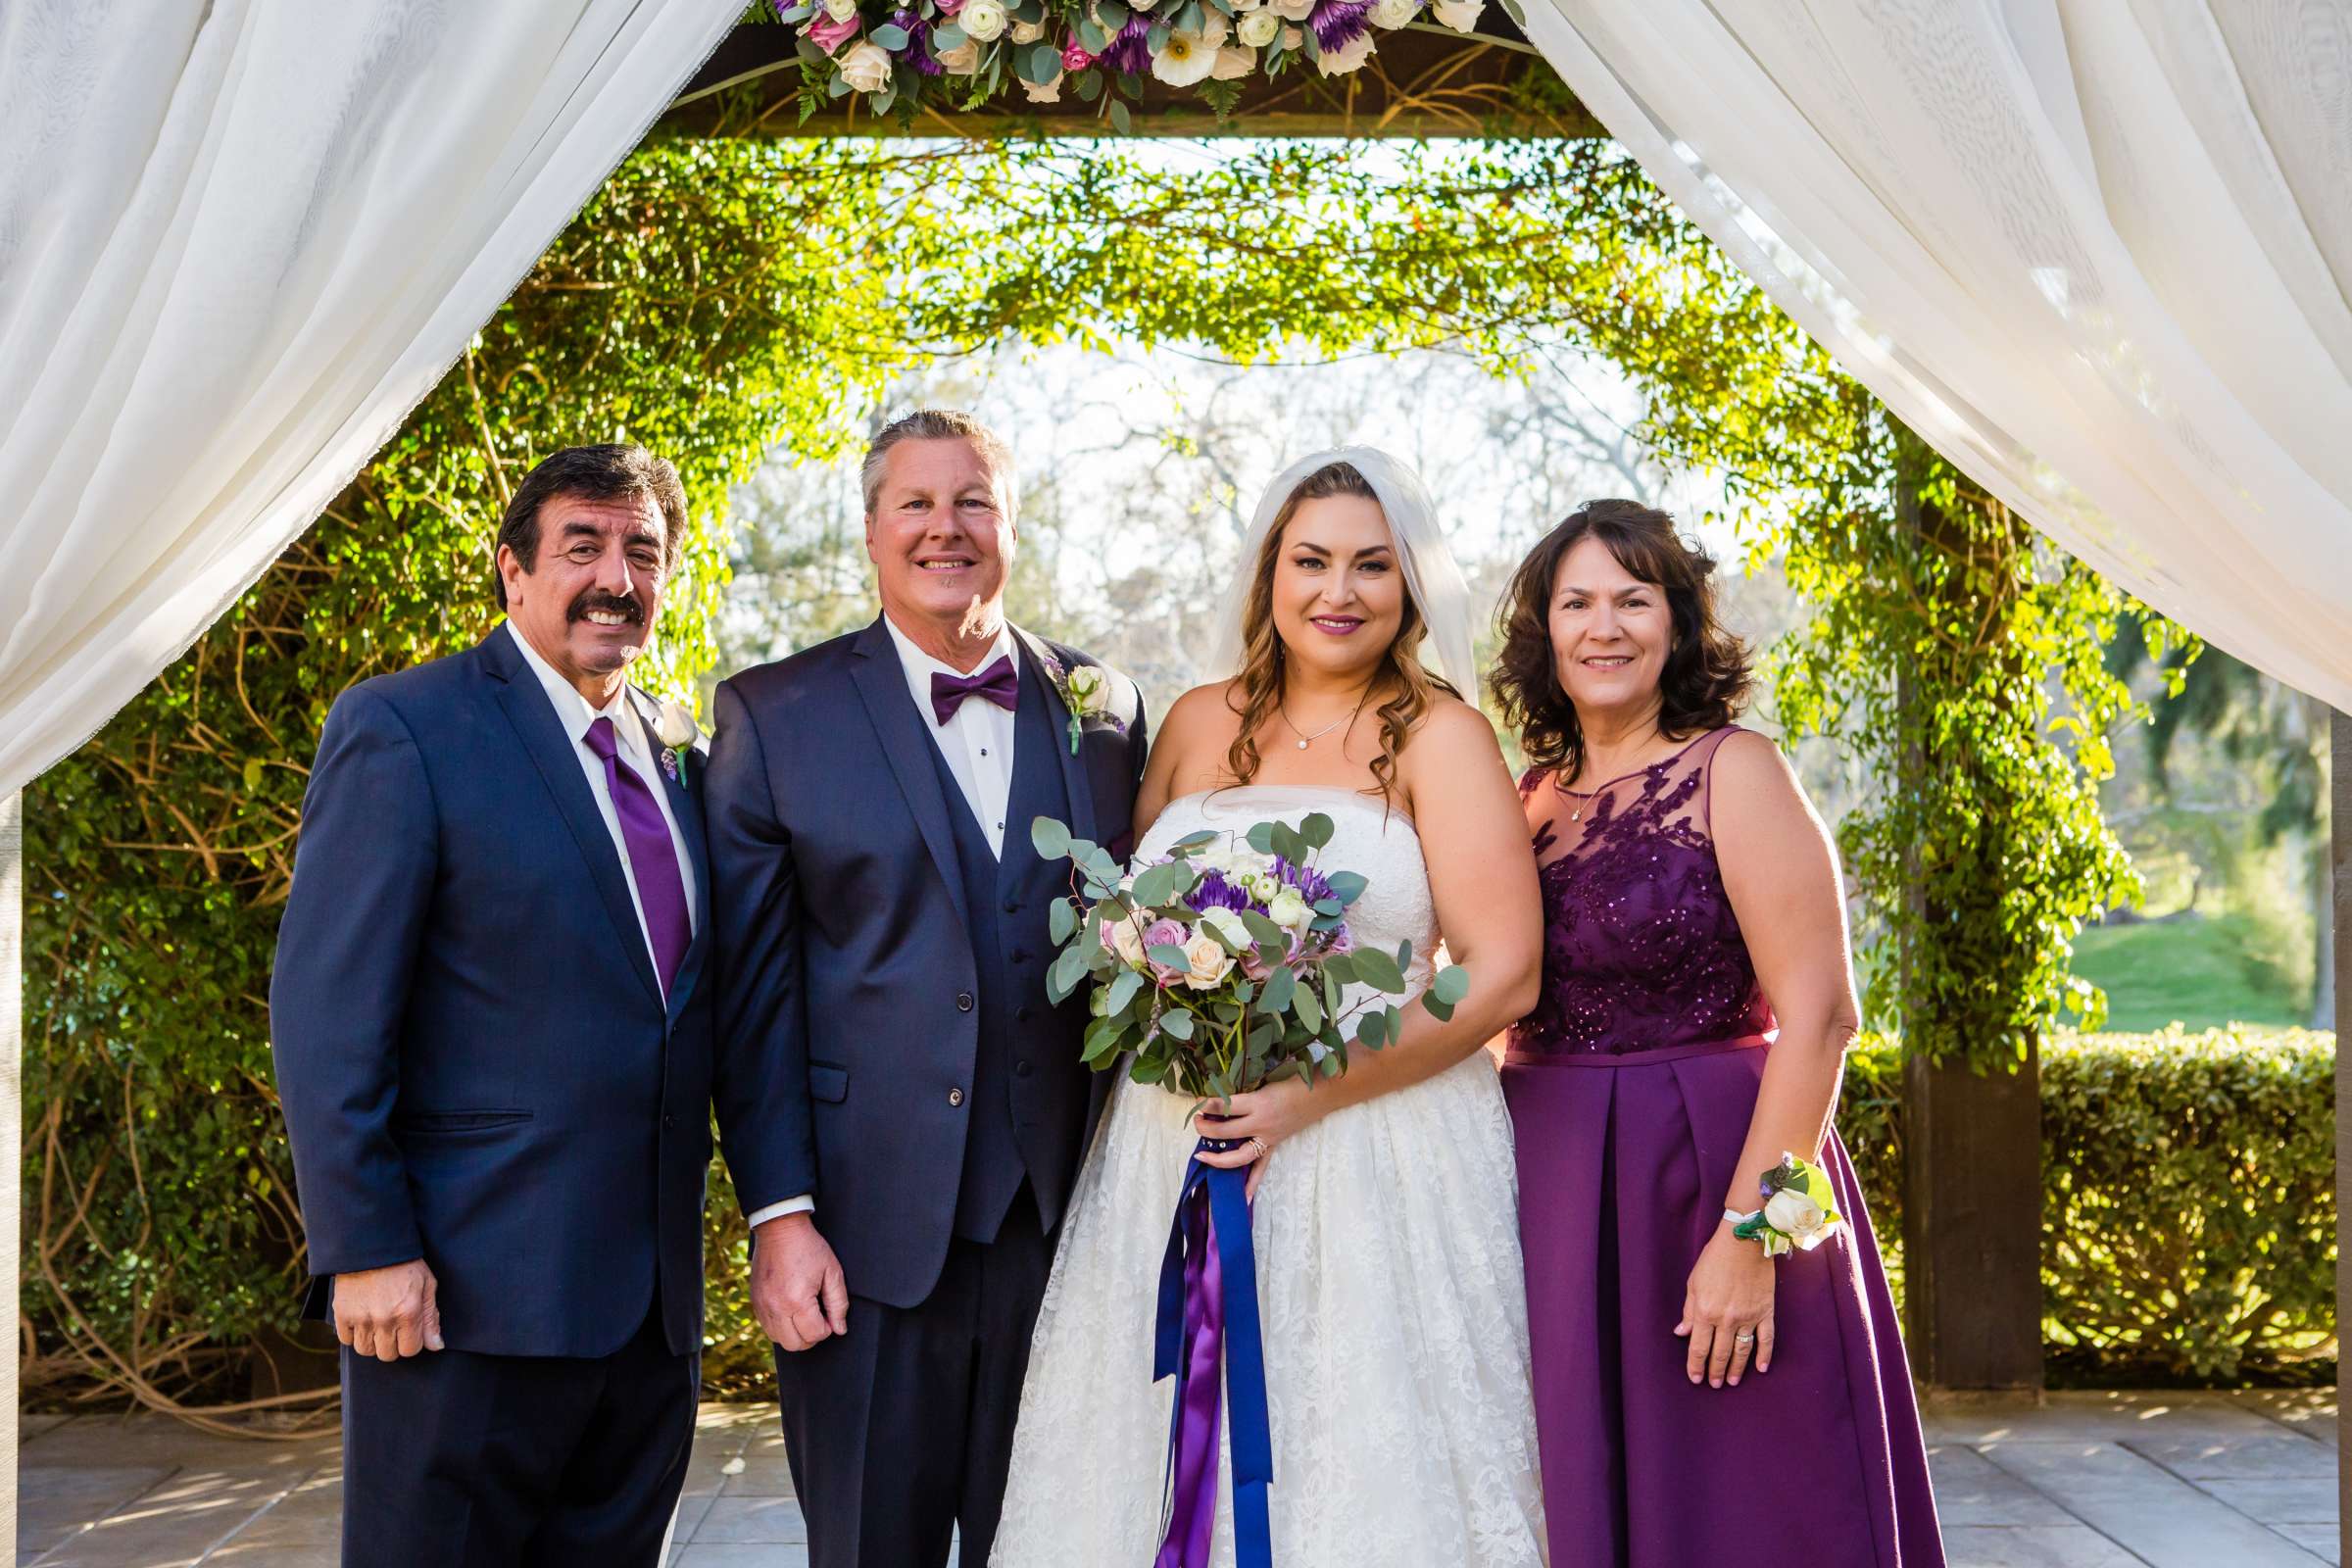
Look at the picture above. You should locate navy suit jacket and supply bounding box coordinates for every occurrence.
[270,624,715,1359]
[705,616,1149,1308]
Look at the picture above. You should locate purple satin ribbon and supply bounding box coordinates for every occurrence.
[1157,1183,1223,1568]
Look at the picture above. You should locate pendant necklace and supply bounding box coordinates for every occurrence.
[1280,685,1373,751]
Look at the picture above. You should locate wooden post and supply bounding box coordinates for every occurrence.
[2331,710,2347,1559]
[2,792,21,1538]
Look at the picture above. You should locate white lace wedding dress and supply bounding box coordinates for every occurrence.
[991,784,1547,1568]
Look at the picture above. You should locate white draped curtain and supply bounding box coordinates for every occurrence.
[0,0,741,800]
[1521,0,2352,710]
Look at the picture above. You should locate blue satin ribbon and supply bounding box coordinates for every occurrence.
[1153,1138,1273,1568]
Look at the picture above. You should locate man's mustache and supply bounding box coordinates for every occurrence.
[568,591,644,624]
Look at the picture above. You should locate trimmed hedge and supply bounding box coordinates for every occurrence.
[1840,1027,2335,1385]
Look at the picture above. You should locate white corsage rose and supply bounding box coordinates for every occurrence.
[1236,9,1281,46]
[838,40,894,92]
[1762,1186,1828,1244]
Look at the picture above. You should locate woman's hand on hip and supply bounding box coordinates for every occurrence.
[1676,1220,1776,1388]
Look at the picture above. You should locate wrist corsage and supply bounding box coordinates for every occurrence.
[1728,1152,1843,1257]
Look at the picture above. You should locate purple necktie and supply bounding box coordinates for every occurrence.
[584,715,691,997]
[930,655,1018,726]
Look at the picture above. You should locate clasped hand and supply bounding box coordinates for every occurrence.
[332,1258,444,1361]
[753,1211,850,1352]
[1195,1075,1334,1200]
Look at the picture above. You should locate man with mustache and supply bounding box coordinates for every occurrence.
[274,444,730,1566]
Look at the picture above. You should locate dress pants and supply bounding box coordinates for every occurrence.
[774,1189,1057,1568]
[339,1298,699,1568]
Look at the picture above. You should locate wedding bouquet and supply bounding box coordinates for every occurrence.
[1032,809,1468,1101]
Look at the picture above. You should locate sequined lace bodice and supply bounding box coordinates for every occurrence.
[1508,726,1774,1056]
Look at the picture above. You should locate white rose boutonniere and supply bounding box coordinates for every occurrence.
[1050,659,1119,755]
[656,699,698,785]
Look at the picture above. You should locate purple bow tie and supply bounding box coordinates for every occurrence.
[931,656,1018,726]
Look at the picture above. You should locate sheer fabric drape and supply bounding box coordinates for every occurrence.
[0,0,739,797]
[1521,0,2352,709]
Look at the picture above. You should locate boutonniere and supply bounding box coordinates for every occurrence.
[655,699,698,785]
[1046,658,1118,756]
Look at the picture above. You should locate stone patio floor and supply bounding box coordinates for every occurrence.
[14,1388,2340,1566]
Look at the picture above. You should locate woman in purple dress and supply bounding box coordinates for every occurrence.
[1491,500,1944,1568]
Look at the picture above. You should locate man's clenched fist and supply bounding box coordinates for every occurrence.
[752,1213,850,1351]
[333,1258,444,1361]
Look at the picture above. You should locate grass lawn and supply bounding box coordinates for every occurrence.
[2073,912,2311,1033]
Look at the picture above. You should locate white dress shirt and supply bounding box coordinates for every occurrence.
[507,623,698,981]
[746,614,1025,1234]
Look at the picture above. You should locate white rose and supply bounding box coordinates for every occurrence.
[1236,9,1280,45]
[936,38,982,73]
[821,0,858,21]
[959,0,1008,40]
[1011,17,1047,41]
[1064,663,1107,712]
[656,699,697,751]
[1022,72,1063,101]
[1280,24,1303,48]
[1271,0,1315,18]
[1199,907,1251,950]
[838,40,894,92]
[1181,933,1237,991]
[1150,28,1220,85]
[1429,0,1482,28]
[1110,917,1149,968]
[1211,41,1254,77]
[1763,1187,1828,1243]
[1370,0,1416,24]
[1314,29,1374,74]
[1267,888,1312,933]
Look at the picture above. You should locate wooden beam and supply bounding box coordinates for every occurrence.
[660,20,1603,137]
[1902,1050,2045,1391]
[2333,709,2348,1561]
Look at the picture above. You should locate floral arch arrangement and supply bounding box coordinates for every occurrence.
[770,0,1509,127]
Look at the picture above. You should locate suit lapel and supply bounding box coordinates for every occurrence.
[484,626,664,1008]
[1014,628,1100,848]
[850,616,971,938]
[633,691,712,1030]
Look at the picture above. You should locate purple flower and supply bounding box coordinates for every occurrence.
[1190,870,1251,915]
[891,8,944,73]
[1275,858,1336,906]
[1102,12,1152,74]
[1322,923,1355,956]
[1309,0,1373,50]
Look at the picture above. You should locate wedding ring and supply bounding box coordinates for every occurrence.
[1734,1331,1755,1345]
[1249,1137,1270,1159]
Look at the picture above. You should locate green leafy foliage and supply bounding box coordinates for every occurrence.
[1838,1030,2335,1384]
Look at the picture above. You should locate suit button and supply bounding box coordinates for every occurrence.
[956,992,974,1012]
[1010,948,1031,964]
[1015,1004,1034,1022]
[1003,896,1020,914]
[949,1087,965,1107]
[1016,1060,1034,1079]
[663,1114,676,1130]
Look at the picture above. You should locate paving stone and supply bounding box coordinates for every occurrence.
[207,1469,342,1548]
[1928,1444,2075,1528]
[27,1462,311,1568]
[717,1446,797,1498]
[2275,1523,2342,1565]
[15,1466,172,1557]
[671,1546,809,1567]
[1983,1441,2328,1567]
[2123,1432,2336,1480]
[1940,1523,2148,1567]
[2196,1477,2339,1527]
[1928,1391,2287,1447]
[691,1496,808,1544]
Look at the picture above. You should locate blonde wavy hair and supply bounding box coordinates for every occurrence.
[1223,461,1457,807]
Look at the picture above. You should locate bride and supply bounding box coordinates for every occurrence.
[991,450,1548,1566]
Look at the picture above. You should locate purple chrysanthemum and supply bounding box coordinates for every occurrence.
[1275,857,1336,906]
[1102,12,1152,76]
[893,8,944,73]
[1309,0,1373,50]
[1190,870,1253,915]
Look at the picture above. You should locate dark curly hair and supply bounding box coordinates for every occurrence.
[1490,499,1752,782]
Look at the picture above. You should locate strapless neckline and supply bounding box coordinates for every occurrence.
[1157,783,1421,840]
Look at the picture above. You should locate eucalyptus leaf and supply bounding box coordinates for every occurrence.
[1032,816,1072,859]
[870,24,910,48]
[1298,812,1334,850]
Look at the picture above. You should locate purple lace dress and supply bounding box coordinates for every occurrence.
[1502,727,1944,1568]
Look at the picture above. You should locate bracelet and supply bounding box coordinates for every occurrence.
[1727,1152,1844,1257]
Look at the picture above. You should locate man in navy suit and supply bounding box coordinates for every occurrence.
[706,410,1150,1567]
[272,444,737,1566]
